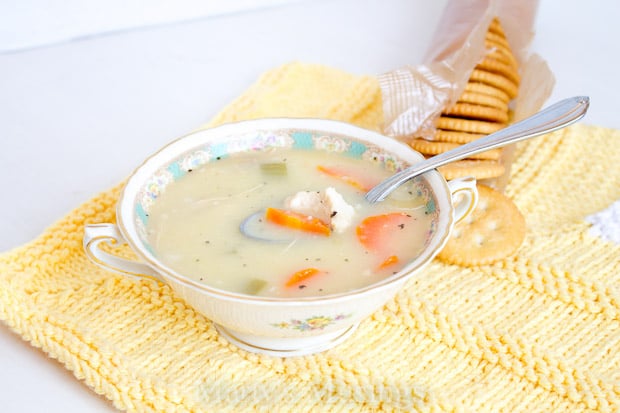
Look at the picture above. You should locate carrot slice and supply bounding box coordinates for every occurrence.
[377,255,399,270]
[265,207,331,236]
[317,165,375,191]
[285,268,323,287]
[356,212,413,253]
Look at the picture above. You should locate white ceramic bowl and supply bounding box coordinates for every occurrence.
[84,118,477,357]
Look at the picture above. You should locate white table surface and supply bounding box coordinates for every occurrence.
[1,0,618,411]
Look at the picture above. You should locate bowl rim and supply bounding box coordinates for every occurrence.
[116,118,455,304]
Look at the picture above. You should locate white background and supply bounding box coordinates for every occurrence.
[1,0,618,411]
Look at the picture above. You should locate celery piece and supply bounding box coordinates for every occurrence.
[260,162,287,176]
[245,278,268,295]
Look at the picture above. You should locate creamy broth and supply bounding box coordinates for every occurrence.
[146,148,435,298]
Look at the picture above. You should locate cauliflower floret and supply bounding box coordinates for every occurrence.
[284,191,330,223]
[324,187,355,233]
[284,187,355,234]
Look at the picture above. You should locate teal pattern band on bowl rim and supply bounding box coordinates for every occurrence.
[133,129,439,252]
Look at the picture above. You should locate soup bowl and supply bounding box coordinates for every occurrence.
[83,118,477,357]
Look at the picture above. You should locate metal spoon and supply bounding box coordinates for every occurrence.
[241,96,589,241]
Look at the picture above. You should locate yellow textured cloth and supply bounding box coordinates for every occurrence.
[1,62,619,412]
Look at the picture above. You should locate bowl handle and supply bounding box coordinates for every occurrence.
[83,224,164,283]
[447,177,478,225]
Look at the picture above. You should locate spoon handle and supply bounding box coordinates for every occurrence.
[365,96,590,203]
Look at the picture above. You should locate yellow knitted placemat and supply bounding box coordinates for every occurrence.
[1,62,619,412]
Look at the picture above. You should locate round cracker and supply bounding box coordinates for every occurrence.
[443,102,509,123]
[437,184,526,266]
[436,116,506,135]
[457,91,509,111]
[485,44,518,69]
[409,138,454,156]
[410,138,502,160]
[485,31,512,52]
[437,160,505,180]
[476,56,520,85]
[469,68,519,99]
[434,129,487,144]
[464,82,510,103]
[488,18,506,38]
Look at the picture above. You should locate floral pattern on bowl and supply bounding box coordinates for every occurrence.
[272,314,352,331]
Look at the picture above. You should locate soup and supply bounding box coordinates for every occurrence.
[145,148,437,298]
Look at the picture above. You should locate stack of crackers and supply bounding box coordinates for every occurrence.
[412,18,527,266]
[410,18,519,182]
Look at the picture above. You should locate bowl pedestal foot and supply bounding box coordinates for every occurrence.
[214,323,359,357]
